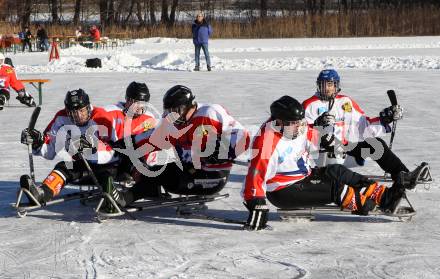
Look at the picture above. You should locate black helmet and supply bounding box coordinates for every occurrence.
[64,89,90,111]
[270,95,304,121]
[126,81,150,102]
[64,89,92,126]
[163,85,195,110]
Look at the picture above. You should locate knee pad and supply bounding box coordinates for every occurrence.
[359,182,386,204]
[339,182,385,214]
[42,169,67,197]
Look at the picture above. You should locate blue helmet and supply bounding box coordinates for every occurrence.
[316,69,341,100]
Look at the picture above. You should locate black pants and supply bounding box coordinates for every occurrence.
[124,162,229,204]
[53,160,118,187]
[22,40,32,52]
[40,160,118,201]
[346,137,408,180]
[267,164,370,209]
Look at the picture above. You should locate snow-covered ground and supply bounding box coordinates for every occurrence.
[1,37,440,278]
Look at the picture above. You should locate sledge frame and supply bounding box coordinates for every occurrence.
[277,193,417,222]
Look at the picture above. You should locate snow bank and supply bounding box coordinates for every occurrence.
[16,53,145,73]
[16,53,440,73]
[12,36,440,73]
[143,52,193,70]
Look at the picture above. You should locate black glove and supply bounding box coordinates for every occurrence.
[244,198,269,231]
[21,128,43,149]
[380,105,403,124]
[320,133,335,152]
[314,112,336,127]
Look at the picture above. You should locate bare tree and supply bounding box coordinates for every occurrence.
[135,0,146,25]
[149,0,157,25]
[169,0,178,24]
[260,0,268,18]
[50,0,58,22]
[21,0,32,28]
[161,0,170,24]
[73,0,82,25]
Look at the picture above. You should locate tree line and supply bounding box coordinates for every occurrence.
[0,0,439,37]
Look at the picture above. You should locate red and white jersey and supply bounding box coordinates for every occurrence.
[102,102,157,139]
[35,106,119,164]
[242,120,313,201]
[303,93,389,145]
[135,103,250,172]
[0,64,25,92]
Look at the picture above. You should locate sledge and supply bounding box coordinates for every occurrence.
[124,193,229,213]
[121,192,248,226]
[14,106,125,218]
[277,192,416,222]
[366,163,433,186]
[13,188,101,217]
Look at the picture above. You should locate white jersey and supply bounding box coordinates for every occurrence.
[35,107,119,164]
[302,93,392,166]
[242,120,313,201]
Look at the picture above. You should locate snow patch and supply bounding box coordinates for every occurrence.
[144,52,191,70]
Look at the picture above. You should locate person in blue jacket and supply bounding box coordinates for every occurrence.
[192,13,212,71]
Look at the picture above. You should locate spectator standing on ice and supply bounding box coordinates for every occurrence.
[21,27,32,52]
[36,24,49,51]
[191,13,212,71]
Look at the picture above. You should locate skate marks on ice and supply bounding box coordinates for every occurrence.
[0,220,90,278]
[371,254,440,279]
[62,222,311,278]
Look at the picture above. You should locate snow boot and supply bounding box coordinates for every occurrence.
[397,162,430,190]
[20,175,45,205]
[193,66,200,71]
[207,65,211,71]
[379,183,405,213]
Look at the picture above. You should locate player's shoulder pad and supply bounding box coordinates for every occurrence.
[102,103,123,112]
[302,95,320,109]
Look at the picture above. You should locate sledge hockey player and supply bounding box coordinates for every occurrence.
[104,81,157,137]
[110,85,250,206]
[0,53,36,110]
[302,69,429,184]
[103,81,157,181]
[242,96,424,230]
[19,89,120,206]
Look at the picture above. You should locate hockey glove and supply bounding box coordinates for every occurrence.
[16,89,36,107]
[244,198,269,231]
[314,112,336,128]
[380,105,403,124]
[320,133,335,152]
[21,128,43,149]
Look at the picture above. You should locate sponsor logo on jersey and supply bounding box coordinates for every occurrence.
[342,102,352,112]
[143,122,153,131]
[278,146,293,164]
